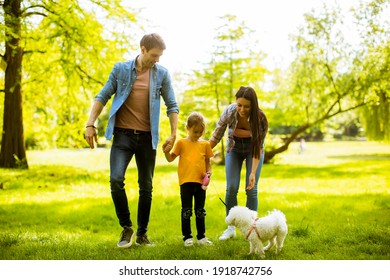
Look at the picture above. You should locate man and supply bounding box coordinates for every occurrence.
[85,33,179,248]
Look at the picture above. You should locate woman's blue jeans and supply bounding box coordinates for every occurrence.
[110,128,156,236]
[224,137,265,216]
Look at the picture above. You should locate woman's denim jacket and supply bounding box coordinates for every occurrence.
[95,57,179,150]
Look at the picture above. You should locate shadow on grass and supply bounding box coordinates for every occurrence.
[1,190,389,260]
[0,165,109,190]
[1,149,390,260]
[328,153,390,161]
[3,154,387,189]
[265,159,390,179]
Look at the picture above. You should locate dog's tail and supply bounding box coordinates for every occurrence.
[269,209,286,224]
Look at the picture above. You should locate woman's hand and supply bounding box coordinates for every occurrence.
[246,173,256,190]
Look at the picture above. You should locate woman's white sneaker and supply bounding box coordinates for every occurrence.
[219,227,236,240]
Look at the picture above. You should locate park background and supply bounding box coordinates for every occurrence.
[0,0,389,263]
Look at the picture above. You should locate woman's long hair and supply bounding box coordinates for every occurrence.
[235,86,262,159]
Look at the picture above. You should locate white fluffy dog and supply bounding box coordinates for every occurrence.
[225,206,288,258]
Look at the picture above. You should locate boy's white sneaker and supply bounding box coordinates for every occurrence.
[184,238,194,247]
[198,237,213,246]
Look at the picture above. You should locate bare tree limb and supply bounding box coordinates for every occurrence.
[23,50,46,55]
[75,65,105,86]
[21,4,54,17]
[23,11,47,17]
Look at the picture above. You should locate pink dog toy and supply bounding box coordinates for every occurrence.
[201,173,210,190]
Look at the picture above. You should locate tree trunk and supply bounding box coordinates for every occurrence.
[264,124,312,163]
[0,0,28,169]
[263,97,370,163]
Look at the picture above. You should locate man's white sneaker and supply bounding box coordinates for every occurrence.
[219,227,236,240]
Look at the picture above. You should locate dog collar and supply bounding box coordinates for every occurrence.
[246,218,261,240]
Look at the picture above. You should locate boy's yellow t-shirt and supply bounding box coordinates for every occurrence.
[171,139,214,185]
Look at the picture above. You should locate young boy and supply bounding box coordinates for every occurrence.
[163,112,214,246]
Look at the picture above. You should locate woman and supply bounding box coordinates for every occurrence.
[209,86,268,240]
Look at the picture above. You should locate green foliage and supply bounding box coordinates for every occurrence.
[176,2,389,165]
[1,1,140,150]
[275,1,389,139]
[357,43,390,140]
[1,0,389,164]
[277,5,349,126]
[349,1,390,141]
[0,141,389,260]
[183,14,267,116]
[180,15,268,159]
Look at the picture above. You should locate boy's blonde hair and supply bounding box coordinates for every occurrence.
[186,112,206,131]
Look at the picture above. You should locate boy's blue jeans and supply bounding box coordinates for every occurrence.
[109,128,156,236]
[224,137,265,216]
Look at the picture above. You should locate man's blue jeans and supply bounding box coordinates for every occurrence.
[110,128,156,236]
[224,137,265,216]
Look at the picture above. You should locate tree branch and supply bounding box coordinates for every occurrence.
[324,62,339,95]
[21,4,54,18]
[23,50,46,55]
[264,99,373,163]
[23,11,47,17]
[75,65,105,86]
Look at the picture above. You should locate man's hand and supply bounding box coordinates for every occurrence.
[85,127,98,149]
[162,135,176,153]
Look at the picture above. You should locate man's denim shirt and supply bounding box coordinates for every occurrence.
[95,58,179,150]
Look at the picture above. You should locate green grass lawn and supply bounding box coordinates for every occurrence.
[0,141,389,260]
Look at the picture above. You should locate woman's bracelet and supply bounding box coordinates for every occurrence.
[86,125,96,129]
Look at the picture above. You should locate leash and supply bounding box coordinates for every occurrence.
[209,180,227,207]
[208,178,261,240]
